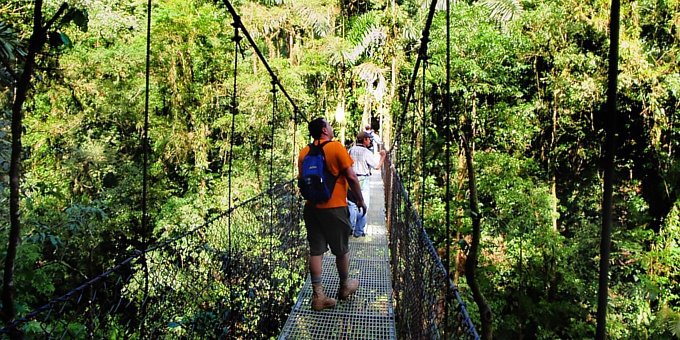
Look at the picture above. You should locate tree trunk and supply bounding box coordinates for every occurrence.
[550,99,559,231]
[3,1,68,326]
[288,32,294,65]
[453,152,467,284]
[362,93,371,129]
[385,55,396,146]
[596,0,621,337]
[3,0,45,324]
[463,97,493,339]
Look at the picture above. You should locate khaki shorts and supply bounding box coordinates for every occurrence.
[303,206,352,256]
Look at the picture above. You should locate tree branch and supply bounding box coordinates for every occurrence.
[43,2,69,31]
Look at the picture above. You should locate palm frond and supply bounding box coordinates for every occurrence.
[0,22,22,85]
[323,36,348,67]
[479,0,523,26]
[0,22,21,61]
[293,2,336,37]
[353,61,387,100]
[344,25,386,64]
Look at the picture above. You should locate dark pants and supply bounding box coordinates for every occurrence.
[303,205,352,256]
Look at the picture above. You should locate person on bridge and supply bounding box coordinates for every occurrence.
[298,117,366,311]
[348,131,386,237]
[364,124,383,153]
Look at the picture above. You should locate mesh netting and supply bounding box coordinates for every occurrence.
[1,181,306,339]
[3,163,479,339]
[383,155,479,339]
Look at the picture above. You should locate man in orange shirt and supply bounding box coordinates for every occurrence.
[298,117,367,311]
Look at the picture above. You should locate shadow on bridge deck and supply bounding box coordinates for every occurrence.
[278,172,396,339]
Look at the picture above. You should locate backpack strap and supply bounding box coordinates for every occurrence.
[315,141,336,175]
[308,140,332,156]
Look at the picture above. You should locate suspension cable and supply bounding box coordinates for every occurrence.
[142,0,152,247]
[407,97,417,194]
[227,22,241,282]
[419,53,427,219]
[292,108,298,179]
[291,92,299,265]
[264,80,278,313]
[220,0,299,117]
[444,0,452,333]
[390,0,439,151]
[140,0,153,336]
[268,80,277,284]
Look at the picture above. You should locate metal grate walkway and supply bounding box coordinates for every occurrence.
[279,172,396,339]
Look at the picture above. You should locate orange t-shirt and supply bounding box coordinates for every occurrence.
[298,139,354,208]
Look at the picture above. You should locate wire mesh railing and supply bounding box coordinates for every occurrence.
[1,181,306,339]
[383,154,479,339]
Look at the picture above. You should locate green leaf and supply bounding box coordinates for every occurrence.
[61,8,89,32]
[60,32,72,48]
[72,10,89,32]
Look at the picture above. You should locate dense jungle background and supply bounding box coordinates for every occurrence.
[1,0,679,338]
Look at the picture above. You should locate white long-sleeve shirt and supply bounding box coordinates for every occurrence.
[349,145,380,176]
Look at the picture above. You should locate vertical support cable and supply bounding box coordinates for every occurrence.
[419,55,427,219]
[394,109,402,176]
[227,22,241,282]
[142,0,152,247]
[140,0,152,336]
[596,0,621,338]
[269,80,277,249]
[444,0,452,334]
[419,54,429,337]
[291,108,299,283]
[292,110,298,178]
[292,109,298,198]
[268,80,277,306]
[407,98,416,193]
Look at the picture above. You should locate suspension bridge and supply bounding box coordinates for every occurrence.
[3,0,498,338]
[1,0,637,334]
[0,158,479,339]
[1,156,479,338]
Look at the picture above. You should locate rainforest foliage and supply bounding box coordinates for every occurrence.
[1,0,679,338]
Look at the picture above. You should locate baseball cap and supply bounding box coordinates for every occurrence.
[356,131,371,142]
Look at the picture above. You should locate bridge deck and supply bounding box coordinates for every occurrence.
[279,172,396,339]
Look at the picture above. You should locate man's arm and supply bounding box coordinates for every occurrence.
[342,166,367,215]
[374,149,387,170]
[364,147,386,170]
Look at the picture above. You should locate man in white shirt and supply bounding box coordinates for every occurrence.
[348,131,386,237]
